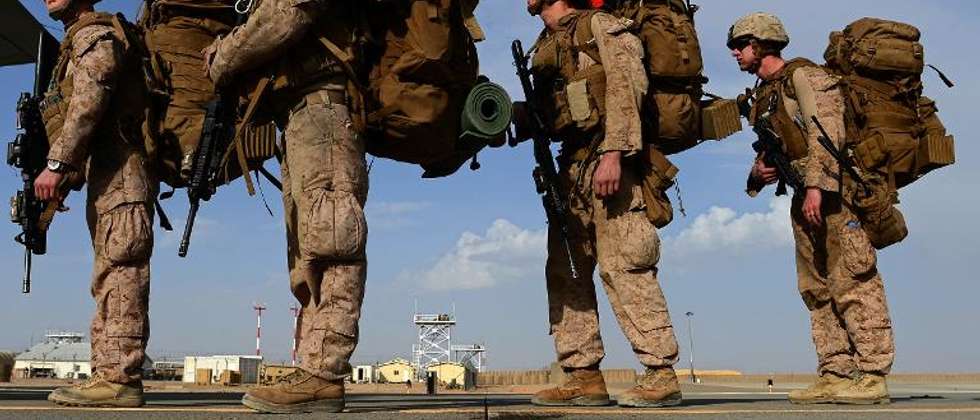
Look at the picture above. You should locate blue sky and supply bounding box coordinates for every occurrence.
[1,0,977,373]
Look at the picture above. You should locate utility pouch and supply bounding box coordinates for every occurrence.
[640,146,678,228]
[700,98,742,140]
[916,133,955,176]
[849,178,908,249]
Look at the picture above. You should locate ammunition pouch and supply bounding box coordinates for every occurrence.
[700,97,742,141]
[640,146,678,228]
[847,175,908,250]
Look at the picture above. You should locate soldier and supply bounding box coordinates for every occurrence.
[37,0,156,408]
[204,0,367,414]
[728,13,894,405]
[520,0,682,408]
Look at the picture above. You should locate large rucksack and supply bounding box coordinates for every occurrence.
[603,0,739,153]
[358,0,511,178]
[822,18,955,190]
[139,0,277,189]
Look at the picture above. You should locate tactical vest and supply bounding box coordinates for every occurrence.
[40,13,150,162]
[530,10,608,144]
[748,58,820,161]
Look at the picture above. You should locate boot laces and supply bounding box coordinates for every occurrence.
[273,369,309,387]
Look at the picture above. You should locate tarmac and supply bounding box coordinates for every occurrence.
[2,381,980,419]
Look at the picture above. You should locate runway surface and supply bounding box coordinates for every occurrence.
[2,386,979,419]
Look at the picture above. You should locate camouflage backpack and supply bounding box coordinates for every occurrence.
[603,0,739,153]
[823,18,955,190]
[139,0,277,189]
[355,0,511,178]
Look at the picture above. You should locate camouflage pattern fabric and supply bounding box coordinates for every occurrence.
[48,18,156,385]
[546,155,679,370]
[209,0,366,381]
[749,61,896,377]
[283,89,368,380]
[87,203,154,384]
[539,13,679,371]
[792,194,895,377]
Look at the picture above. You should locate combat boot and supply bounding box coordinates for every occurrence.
[47,375,144,408]
[617,367,682,408]
[242,369,344,413]
[531,367,611,407]
[833,373,890,405]
[788,373,853,404]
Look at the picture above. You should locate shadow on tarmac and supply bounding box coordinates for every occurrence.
[651,398,780,408]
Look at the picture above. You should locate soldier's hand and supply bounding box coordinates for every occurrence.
[751,159,779,185]
[34,169,65,202]
[593,151,622,199]
[803,187,823,227]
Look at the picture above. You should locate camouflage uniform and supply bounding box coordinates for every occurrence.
[42,13,156,385]
[748,64,895,377]
[209,0,367,381]
[534,11,680,371]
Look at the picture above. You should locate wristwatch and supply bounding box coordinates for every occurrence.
[47,160,69,174]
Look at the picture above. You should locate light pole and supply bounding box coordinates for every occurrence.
[685,311,696,384]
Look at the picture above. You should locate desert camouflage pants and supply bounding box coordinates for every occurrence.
[792,193,894,377]
[279,86,368,381]
[546,155,679,370]
[86,201,154,385]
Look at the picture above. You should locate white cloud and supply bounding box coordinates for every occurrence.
[405,219,547,291]
[664,196,793,260]
[407,198,793,291]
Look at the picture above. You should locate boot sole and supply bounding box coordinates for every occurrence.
[242,394,344,414]
[789,398,835,405]
[617,393,683,408]
[47,394,144,408]
[531,396,611,407]
[832,397,891,405]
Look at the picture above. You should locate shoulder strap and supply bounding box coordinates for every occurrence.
[780,58,821,100]
[571,10,602,65]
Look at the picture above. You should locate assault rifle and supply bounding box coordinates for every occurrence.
[512,39,579,279]
[811,116,869,194]
[177,94,236,257]
[7,30,59,294]
[750,94,803,196]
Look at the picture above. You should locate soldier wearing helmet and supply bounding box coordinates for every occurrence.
[37,0,158,408]
[518,0,684,409]
[728,12,895,405]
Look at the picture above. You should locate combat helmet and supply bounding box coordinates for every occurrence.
[727,12,789,50]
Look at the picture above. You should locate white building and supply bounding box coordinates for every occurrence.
[353,364,374,383]
[13,332,151,379]
[183,355,262,384]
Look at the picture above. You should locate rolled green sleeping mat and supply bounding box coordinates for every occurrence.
[422,81,513,178]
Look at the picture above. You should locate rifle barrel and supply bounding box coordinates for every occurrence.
[178,200,200,258]
[22,250,31,294]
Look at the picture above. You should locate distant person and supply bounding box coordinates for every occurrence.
[727,12,896,405]
[37,0,156,408]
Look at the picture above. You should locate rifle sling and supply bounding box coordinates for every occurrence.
[221,75,271,196]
